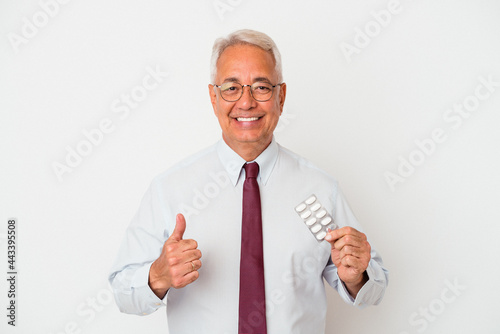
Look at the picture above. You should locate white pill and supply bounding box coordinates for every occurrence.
[316,231,327,240]
[306,217,317,226]
[321,217,332,225]
[305,195,316,205]
[316,210,327,219]
[310,203,321,211]
[295,203,307,212]
[310,224,322,233]
[300,210,312,219]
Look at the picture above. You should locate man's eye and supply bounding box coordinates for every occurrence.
[222,85,238,93]
[255,86,271,92]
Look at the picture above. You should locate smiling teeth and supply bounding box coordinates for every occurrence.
[237,117,259,122]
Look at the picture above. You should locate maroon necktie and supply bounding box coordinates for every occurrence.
[239,162,267,334]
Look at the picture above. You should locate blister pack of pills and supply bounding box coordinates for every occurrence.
[295,194,338,241]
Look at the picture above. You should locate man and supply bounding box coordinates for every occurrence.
[109,29,388,333]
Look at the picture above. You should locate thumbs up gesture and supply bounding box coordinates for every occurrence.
[149,214,202,299]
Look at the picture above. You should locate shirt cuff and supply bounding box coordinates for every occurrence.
[351,261,388,309]
[130,262,166,315]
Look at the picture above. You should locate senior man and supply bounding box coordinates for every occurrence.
[109,29,388,334]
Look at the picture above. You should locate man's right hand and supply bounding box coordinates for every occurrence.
[148,213,202,299]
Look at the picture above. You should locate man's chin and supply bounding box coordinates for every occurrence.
[223,133,272,148]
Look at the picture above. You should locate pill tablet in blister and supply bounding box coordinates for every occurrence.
[300,210,312,219]
[316,210,327,219]
[306,218,317,226]
[295,194,336,243]
[321,217,332,225]
[295,203,307,212]
[305,196,316,205]
[311,224,321,233]
[310,203,321,211]
[316,231,327,240]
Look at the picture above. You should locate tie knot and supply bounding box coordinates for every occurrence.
[244,162,259,179]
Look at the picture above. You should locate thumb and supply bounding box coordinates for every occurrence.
[169,214,186,242]
[324,228,336,244]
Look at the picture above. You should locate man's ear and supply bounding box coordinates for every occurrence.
[208,84,217,114]
[279,83,287,115]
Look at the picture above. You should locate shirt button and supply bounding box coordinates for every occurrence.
[155,303,161,306]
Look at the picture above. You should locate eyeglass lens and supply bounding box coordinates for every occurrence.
[219,82,274,102]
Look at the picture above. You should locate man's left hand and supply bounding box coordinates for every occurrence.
[325,226,371,297]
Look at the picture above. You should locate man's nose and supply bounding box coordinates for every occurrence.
[236,85,257,109]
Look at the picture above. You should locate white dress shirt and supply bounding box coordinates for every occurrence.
[109,138,389,334]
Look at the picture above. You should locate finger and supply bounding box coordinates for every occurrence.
[333,232,367,250]
[186,260,195,273]
[340,250,370,270]
[183,270,200,286]
[338,239,371,258]
[341,254,360,268]
[341,254,368,272]
[183,248,202,262]
[326,227,365,243]
[170,213,187,242]
[171,270,200,289]
[324,229,336,245]
[186,259,202,272]
[340,245,361,258]
[339,247,370,267]
[163,239,197,258]
[176,239,199,251]
[193,259,202,271]
[325,226,355,243]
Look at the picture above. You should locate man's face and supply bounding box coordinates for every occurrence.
[209,44,286,155]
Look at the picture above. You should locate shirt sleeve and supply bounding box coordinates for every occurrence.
[108,180,170,315]
[322,186,389,308]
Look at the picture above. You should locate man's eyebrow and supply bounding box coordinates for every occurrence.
[221,77,273,84]
[253,77,273,84]
[222,77,240,83]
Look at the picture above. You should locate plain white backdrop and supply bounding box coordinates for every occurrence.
[1,0,500,333]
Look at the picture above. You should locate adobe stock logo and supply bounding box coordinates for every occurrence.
[7,0,72,54]
[47,287,114,334]
[339,0,402,63]
[399,278,466,333]
[213,0,243,21]
[384,74,499,192]
[274,107,296,134]
[52,65,169,182]
[179,163,239,219]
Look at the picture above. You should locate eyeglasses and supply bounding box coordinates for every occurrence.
[213,81,282,102]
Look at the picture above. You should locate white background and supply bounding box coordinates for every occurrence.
[1,0,500,333]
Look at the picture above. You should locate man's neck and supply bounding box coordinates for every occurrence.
[222,135,272,162]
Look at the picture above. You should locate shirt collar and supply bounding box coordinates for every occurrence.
[216,137,279,187]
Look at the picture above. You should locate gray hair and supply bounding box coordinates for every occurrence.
[210,29,283,84]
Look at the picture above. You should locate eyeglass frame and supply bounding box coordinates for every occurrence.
[212,81,283,102]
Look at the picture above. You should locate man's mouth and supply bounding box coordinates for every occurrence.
[236,117,261,122]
